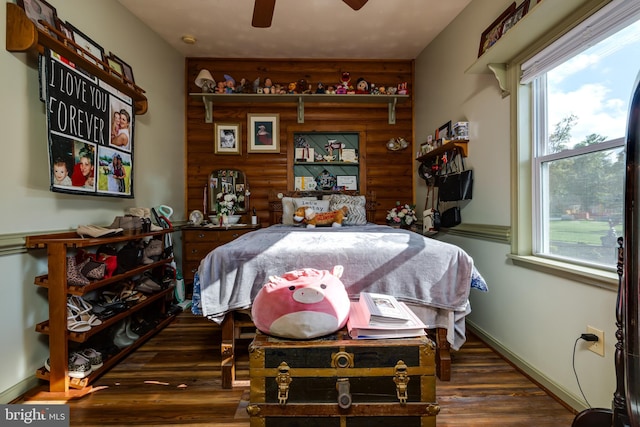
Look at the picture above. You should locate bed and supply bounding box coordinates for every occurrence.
[191,191,488,388]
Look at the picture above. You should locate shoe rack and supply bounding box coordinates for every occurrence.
[25,228,175,399]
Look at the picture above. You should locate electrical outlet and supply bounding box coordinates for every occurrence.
[587,326,605,356]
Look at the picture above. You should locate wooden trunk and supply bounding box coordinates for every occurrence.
[247,330,439,426]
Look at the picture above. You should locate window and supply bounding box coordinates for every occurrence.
[523,1,640,269]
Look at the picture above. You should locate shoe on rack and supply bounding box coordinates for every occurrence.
[67,256,89,287]
[68,353,92,379]
[66,306,92,333]
[77,224,124,238]
[68,296,102,327]
[79,348,103,371]
[112,321,135,349]
[124,318,140,341]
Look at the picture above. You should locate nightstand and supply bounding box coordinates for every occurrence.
[182,224,261,284]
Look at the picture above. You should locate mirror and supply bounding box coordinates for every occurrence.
[208,169,248,215]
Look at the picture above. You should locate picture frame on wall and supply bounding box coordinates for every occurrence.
[214,122,242,155]
[110,53,135,85]
[477,2,516,58]
[502,0,530,36]
[106,55,124,79]
[247,113,280,153]
[18,0,57,34]
[55,18,73,40]
[437,120,452,142]
[65,22,105,69]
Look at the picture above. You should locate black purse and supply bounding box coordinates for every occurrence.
[438,154,473,202]
[440,206,461,228]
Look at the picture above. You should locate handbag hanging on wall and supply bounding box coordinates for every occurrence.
[438,151,473,202]
[440,205,461,228]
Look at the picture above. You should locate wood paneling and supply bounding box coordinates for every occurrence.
[185,58,415,224]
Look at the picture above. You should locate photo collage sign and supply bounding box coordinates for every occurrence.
[42,49,134,197]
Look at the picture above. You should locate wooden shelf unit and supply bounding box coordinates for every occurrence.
[5,2,148,115]
[25,228,175,398]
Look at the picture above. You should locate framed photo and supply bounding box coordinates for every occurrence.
[502,0,530,36]
[55,18,73,40]
[214,123,242,155]
[18,0,57,34]
[247,113,280,153]
[106,55,123,78]
[65,22,105,69]
[437,121,452,142]
[110,53,135,85]
[478,2,516,58]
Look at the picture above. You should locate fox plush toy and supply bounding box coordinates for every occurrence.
[293,205,348,228]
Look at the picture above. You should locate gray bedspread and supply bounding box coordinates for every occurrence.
[195,224,486,349]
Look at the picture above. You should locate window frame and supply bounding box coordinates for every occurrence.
[507,0,639,289]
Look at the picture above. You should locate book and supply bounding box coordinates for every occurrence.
[359,292,411,324]
[347,301,427,339]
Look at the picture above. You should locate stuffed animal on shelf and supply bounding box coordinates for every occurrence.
[251,266,350,339]
[293,206,348,228]
[355,77,369,94]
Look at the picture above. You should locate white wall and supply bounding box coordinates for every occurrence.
[414,0,618,411]
[0,0,184,401]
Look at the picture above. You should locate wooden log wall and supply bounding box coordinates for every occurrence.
[185,58,414,225]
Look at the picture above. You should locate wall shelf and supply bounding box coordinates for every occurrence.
[189,92,409,125]
[5,2,148,115]
[416,140,468,163]
[465,0,602,96]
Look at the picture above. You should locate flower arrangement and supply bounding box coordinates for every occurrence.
[386,201,417,227]
[216,192,238,216]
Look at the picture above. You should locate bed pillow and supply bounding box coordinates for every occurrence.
[282,197,317,225]
[329,194,367,225]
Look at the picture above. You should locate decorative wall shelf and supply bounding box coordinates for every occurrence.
[189,93,409,124]
[416,140,468,163]
[5,2,148,115]
[465,0,602,96]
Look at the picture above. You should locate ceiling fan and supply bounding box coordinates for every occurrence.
[252,0,369,28]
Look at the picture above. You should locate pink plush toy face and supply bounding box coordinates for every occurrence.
[251,266,350,339]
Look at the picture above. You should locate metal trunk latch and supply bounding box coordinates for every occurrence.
[336,378,352,409]
[275,361,292,405]
[393,360,410,405]
[331,351,354,368]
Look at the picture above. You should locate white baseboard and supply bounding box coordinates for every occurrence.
[0,376,41,403]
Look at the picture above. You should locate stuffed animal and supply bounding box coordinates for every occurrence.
[251,266,350,339]
[293,205,348,228]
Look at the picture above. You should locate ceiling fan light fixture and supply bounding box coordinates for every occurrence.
[181,35,197,45]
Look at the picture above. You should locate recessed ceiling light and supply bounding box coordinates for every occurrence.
[182,35,197,45]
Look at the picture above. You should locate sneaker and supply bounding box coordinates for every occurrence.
[79,348,103,371]
[68,353,92,379]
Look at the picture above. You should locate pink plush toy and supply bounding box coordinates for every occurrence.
[251,266,350,339]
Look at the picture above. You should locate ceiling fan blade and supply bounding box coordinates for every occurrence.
[342,0,368,11]
[252,0,276,28]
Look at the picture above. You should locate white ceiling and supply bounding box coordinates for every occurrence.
[117,0,471,59]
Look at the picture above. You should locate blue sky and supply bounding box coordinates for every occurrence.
[548,19,640,146]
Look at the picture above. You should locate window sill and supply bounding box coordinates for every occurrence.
[507,254,618,291]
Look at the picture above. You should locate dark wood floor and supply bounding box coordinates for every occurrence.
[21,312,577,426]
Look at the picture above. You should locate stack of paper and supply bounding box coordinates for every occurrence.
[347,292,427,339]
